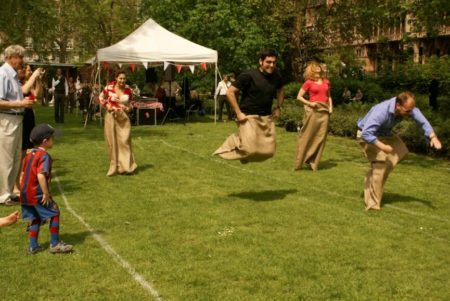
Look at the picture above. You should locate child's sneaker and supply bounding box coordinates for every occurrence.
[49,241,73,254]
[28,245,44,255]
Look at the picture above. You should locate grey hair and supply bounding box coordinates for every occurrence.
[4,45,25,59]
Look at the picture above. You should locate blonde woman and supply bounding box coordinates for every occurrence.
[294,62,333,171]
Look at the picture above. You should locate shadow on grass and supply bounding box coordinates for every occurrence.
[318,160,338,170]
[38,230,103,249]
[132,164,154,175]
[51,179,82,195]
[53,166,69,177]
[132,127,169,138]
[383,192,437,209]
[61,230,100,245]
[400,154,449,169]
[229,189,297,202]
[296,160,338,171]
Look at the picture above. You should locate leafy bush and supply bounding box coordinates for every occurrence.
[329,77,386,105]
[376,56,450,96]
[328,103,371,137]
[276,98,303,129]
[283,82,301,99]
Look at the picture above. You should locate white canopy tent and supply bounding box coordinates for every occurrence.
[95,18,219,123]
[97,18,217,64]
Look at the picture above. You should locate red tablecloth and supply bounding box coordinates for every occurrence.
[133,101,164,111]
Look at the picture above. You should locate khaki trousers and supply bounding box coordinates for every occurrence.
[358,132,408,210]
[0,113,23,203]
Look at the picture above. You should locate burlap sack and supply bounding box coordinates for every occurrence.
[213,115,276,163]
[357,133,409,210]
[294,102,330,170]
[104,111,137,176]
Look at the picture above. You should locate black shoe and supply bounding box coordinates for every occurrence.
[28,245,44,255]
[4,198,20,206]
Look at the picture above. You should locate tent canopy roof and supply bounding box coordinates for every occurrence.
[96,18,217,64]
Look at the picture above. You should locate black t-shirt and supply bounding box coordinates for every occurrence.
[233,68,283,116]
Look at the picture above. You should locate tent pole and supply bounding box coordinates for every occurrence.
[214,63,217,125]
[98,62,102,126]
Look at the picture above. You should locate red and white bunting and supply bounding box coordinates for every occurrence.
[163,61,170,71]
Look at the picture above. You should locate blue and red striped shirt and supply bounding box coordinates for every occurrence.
[20,148,52,206]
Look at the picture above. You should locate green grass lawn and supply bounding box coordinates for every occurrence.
[1,106,449,301]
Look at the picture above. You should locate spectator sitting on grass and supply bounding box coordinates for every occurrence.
[352,89,363,102]
[342,87,351,103]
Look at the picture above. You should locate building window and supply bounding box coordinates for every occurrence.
[356,47,366,57]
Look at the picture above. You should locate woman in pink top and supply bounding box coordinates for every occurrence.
[294,62,333,171]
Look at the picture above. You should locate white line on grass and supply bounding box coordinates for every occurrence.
[54,174,163,301]
[159,139,449,224]
[135,137,145,150]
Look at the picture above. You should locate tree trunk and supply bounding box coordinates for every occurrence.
[289,1,308,81]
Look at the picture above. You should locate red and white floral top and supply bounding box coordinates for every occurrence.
[99,81,134,111]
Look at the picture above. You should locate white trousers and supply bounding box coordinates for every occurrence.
[0,113,23,203]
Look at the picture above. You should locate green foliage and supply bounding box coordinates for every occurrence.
[0,0,142,63]
[329,77,387,105]
[318,48,363,79]
[408,0,450,35]
[283,81,300,99]
[275,98,303,129]
[140,0,290,74]
[328,104,368,137]
[376,56,450,96]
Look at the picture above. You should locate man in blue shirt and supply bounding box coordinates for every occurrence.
[357,91,442,211]
[0,45,36,206]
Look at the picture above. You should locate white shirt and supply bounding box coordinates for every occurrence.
[0,62,24,113]
[51,76,68,96]
[215,80,231,96]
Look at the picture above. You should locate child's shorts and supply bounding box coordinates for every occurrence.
[21,200,60,223]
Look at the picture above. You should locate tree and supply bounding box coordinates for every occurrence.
[0,0,141,63]
[140,0,290,76]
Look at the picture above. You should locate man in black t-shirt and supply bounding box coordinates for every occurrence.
[213,49,285,163]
